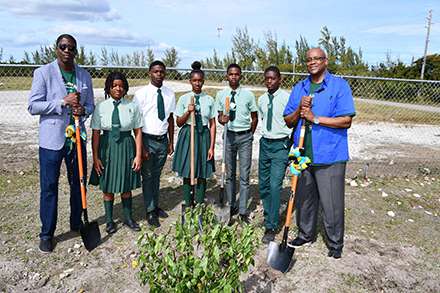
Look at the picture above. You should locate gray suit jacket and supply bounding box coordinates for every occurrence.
[28,60,95,150]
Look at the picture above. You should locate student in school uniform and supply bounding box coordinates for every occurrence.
[258,66,292,244]
[172,61,216,205]
[134,60,176,228]
[216,63,258,223]
[89,72,142,234]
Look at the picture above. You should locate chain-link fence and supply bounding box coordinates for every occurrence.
[1,64,439,176]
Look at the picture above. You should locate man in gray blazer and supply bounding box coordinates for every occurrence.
[28,34,94,253]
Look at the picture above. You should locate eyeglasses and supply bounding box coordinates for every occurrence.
[306,56,326,63]
[58,44,77,53]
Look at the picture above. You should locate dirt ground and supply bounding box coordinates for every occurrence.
[0,137,439,292]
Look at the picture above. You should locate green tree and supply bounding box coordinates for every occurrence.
[231,27,256,70]
[295,35,310,72]
[75,46,87,65]
[162,47,180,67]
[146,48,155,66]
[100,47,110,65]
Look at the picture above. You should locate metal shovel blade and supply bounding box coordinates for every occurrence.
[267,241,295,273]
[80,220,101,252]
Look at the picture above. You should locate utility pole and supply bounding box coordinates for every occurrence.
[420,9,432,80]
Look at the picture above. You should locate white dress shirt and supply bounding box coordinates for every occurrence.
[134,83,176,136]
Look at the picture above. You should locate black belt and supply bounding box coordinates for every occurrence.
[262,136,289,142]
[144,133,167,141]
[227,129,251,135]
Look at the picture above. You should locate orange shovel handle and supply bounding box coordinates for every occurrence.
[74,116,88,210]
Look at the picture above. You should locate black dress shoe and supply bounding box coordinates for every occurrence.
[106,222,117,234]
[39,239,54,253]
[231,206,239,216]
[328,249,342,259]
[124,219,141,231]
[289,237,312,247]
[155,207,169,218]
[146,212,160,228]
[239,214,250,224]
[262,229,276,244]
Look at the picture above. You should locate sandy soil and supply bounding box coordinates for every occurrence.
[1,82,439,292]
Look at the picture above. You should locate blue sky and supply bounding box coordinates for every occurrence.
[0,0,438,68]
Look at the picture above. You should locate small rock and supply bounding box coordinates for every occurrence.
[381,191,388,197]
[389,160,394,165]
[19,171,24,176]
[413,193,421,198]
[350,180,358,187]
[67,248,74,253]
[404,188,412,192]
[387,211,396,217]
[407,219,414,223]
[73,243,81,249]
[424,211,433,216]
[397,201,402,205]
[362,198,366,201]
[80,262,87,267]
[405,178,410,182]
[26,248,33,253]
[420,183,424,186]
[371,210,375,214]
[30,272,41,281]
[59,269,73,280]
[6,180,11,184]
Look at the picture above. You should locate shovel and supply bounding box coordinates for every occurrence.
[74,116,101,251]
[267,117,307,273]
[216,96,232,223]
[182,97,202,231]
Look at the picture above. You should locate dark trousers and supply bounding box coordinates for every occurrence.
[258,137,289,230]
[39,144,86,240]
[141,133,168,213]
[225,131,253,215]
[295,162,346,250]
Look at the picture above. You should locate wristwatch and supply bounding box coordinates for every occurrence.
[313,116,320,125]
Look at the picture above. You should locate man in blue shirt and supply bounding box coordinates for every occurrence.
[283,48,355,259]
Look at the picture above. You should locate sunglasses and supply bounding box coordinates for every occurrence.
[58,44,77,53]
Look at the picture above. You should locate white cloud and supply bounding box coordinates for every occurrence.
[49,24,153,47]
[363,24,440,36]
[0,0,120,21]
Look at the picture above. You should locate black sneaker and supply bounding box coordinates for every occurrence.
[146,211,160,228]
[155,207,169,218]
[106,222,117,234]
[262,229,276,244]
[39,239,53,253]
[289,237,312,247]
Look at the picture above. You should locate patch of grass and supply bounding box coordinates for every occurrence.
[354,100,440,125]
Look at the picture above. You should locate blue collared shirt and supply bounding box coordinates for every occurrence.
[283,71,356,165]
